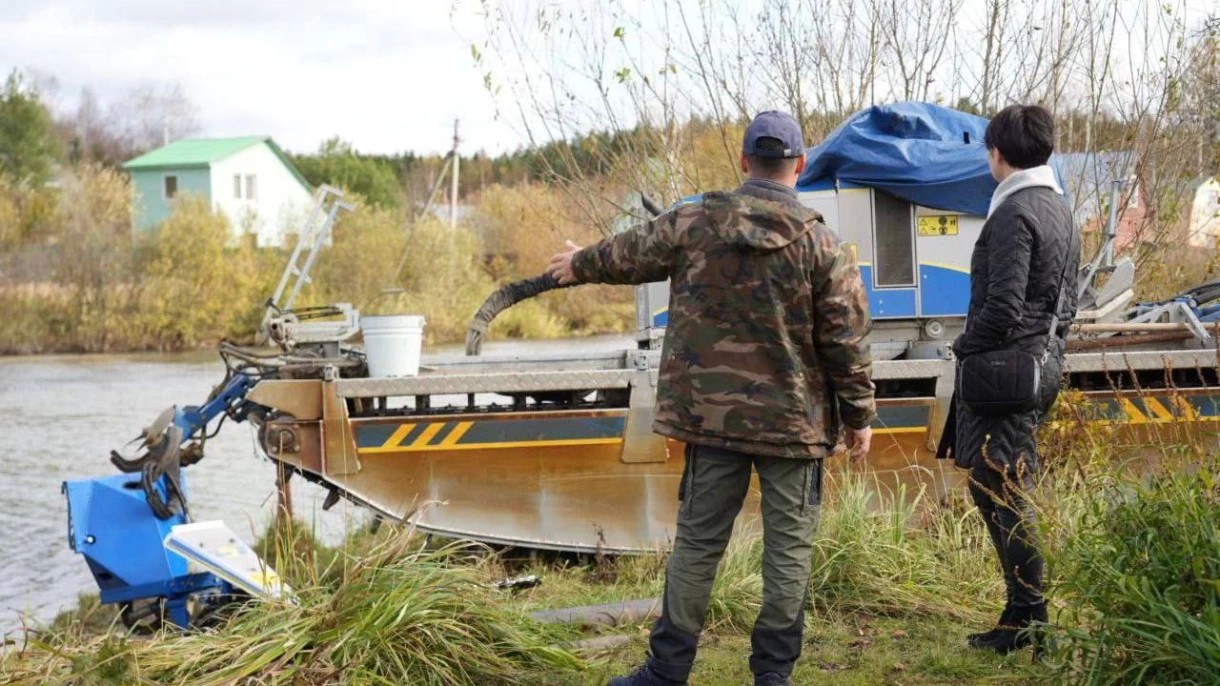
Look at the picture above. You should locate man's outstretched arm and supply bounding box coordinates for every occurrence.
[548,207,685,285]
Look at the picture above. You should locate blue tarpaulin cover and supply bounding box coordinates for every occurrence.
[796,102,996,216]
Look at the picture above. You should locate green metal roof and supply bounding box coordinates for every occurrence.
[123,136,310,190]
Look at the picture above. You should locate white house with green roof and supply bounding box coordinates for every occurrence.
[123,136,312,247]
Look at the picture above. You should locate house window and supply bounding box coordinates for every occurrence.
[234,174,243,199]
[164,175,178,199]
[245,175,257,201]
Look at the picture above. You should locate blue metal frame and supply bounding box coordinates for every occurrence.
[174,373,254,439]
[63,372,257,629]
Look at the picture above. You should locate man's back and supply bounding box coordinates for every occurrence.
[556,110,877,686]
[571,178,875,458]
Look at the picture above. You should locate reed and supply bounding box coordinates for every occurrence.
[6,534,580,686]
[808,472,999,621]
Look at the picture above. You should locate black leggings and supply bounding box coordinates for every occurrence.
[969,461,1044,609]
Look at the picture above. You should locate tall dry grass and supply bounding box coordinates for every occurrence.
[5,530,580,686]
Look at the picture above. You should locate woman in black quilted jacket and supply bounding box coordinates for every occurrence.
[942,105,1079,653]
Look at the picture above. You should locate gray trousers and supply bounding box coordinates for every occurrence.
[648,444,822,682]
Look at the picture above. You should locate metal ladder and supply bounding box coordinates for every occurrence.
[259,185,353,339]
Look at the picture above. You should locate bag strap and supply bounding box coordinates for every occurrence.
[1041,235,1073,361]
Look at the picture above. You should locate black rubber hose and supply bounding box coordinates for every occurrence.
[1177,280,1220,306]
[640,194,664,217]
[465,274,577,355]
[463,194,664,357]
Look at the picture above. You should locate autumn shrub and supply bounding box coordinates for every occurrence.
[0,286,69,354]
[316,200,410,311]
[132,195,269,349]
[0,175,58,248]
[52,164,140,350]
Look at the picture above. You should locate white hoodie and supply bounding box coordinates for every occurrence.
[987,164,1063,218]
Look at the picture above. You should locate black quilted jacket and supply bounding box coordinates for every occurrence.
[946,186,1080,471]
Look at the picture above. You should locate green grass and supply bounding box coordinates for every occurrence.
[5,537,579,686]
[582,613,1045,685]
[1039,462,1220,685]
[5,429,1218,685]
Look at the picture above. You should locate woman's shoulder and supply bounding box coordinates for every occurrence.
[991,190,1072,233]
[1001,187,1069,217]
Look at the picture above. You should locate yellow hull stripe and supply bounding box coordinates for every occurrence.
[380,423,415,450]
[356,403,1220,457]
[439,421,474,447]
[1143,398,1175,421]
[1170,396,1201,420]
[360,426,925,455]
[360,436,624,454]
[1120,399,1148,423]
[411,422,446,447]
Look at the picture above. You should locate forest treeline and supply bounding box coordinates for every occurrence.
[0,3,1217,353]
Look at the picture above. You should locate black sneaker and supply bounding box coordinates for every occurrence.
[607,663,686,686]
[754,672,792,686]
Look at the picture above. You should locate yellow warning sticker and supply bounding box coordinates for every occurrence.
[917,215,959,236]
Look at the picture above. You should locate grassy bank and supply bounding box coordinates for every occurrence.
[5,383,1219,686]
[7,430,1217,685]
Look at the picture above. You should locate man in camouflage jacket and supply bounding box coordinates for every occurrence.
[549,111,876,686]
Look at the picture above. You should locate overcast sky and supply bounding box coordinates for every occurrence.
[3,1,1215,158]
[0,0,518,156]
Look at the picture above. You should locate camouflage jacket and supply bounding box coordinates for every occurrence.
[571,179,876,458]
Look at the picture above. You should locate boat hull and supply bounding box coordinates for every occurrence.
[256,380,1220,552]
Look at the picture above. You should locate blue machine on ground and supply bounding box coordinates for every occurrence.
[62,186,361,630]
[63,373,255,629]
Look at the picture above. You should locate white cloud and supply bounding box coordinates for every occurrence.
[0,0,521,155]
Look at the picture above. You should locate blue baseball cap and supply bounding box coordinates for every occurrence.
[742,110,805,158]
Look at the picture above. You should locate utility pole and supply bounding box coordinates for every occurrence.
[450,118,460,230]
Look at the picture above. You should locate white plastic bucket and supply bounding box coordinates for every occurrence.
[361,314,426,378]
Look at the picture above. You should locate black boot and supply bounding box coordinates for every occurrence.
[754,672,792,686]
[967,602,1014,648]
[980,603,1047,654]
[607,663,685,686]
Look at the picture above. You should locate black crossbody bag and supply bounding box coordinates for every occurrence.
[956,254,1069,416]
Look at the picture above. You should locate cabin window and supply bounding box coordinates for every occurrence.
[245,174,257,201]
[872,190,915,287]
[233,174,243,199]
[163,175,178,199]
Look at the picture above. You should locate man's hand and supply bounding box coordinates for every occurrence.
[846,426,872,464]
[547,240,583,285]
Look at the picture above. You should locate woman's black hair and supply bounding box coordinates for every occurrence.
[984,105,1054,169]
